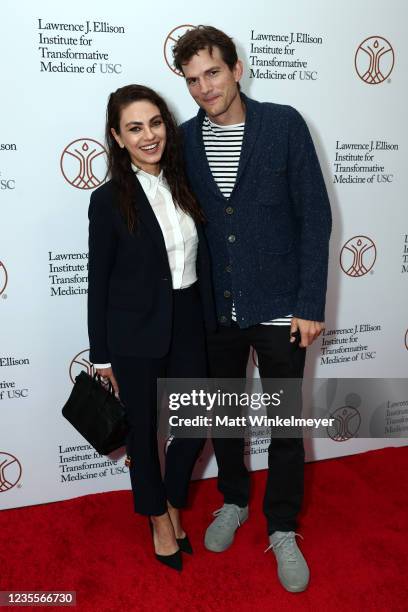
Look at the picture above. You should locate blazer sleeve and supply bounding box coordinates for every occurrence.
[286,106,332,322]
[87,190,118,363]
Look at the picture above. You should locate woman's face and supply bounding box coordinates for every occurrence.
[111,100,167,175]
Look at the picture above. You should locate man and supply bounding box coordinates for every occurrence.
[173,26,331,592]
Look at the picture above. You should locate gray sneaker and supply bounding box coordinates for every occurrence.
[266,531,310,592]
[204,503,249,552]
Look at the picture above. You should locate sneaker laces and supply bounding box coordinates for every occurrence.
[264,532,304,562]
[212,505,242,528]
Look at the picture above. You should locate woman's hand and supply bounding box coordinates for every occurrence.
[95,367,120,396]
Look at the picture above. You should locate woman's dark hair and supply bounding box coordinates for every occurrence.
[105,84,204,231]
[172,25,239,89]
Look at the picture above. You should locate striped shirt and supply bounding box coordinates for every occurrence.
[202,116,244,198]
[202,116,291,327]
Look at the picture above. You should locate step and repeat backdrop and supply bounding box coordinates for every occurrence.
[1,0,407,509]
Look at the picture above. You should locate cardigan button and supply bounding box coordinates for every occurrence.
[225,264,232,273]
[223,290,231,298]
[219,315,228,324]
[225,206,234,215]
[228,234,236,243]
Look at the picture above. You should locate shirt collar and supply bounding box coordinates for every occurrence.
[205,116,245,129]
[131,163,165,196]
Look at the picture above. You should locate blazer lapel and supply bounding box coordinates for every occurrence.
[132,173,169,267]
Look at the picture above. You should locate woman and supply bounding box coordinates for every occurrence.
[87,85,216,571]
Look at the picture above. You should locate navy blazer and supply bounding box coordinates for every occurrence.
[180,93,332,327]
[87,174,216,363]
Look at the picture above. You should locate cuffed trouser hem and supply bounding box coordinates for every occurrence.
[267,523,298,536]
[223,496,249,508]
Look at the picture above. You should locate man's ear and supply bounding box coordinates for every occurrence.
[233,59,244,84]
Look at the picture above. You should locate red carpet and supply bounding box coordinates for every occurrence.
[1,446,407,611]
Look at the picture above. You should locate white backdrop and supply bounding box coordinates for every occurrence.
[1,0,407,510]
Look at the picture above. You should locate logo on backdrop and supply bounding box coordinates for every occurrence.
[60,138,108,190]
[340,236,376,277]
[327,405,361,441]
[0,261,7,296]
[355,36,394,84]
[69,349,94,383]
[164,25,196,75]
[0,452,22,492]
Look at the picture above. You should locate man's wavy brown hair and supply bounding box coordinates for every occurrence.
[172,25,239,88]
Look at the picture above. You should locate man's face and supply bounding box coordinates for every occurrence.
[182,46,242,121]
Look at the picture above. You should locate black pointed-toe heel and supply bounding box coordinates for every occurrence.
[155,549,183,571]
[177,534,193,555]
[149,520,183,571]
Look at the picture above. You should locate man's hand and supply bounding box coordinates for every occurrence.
[290,317,325,348]
[95,366,119,396]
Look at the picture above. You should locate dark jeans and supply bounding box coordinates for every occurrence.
[207,323,306,535]
[111,283,206,516]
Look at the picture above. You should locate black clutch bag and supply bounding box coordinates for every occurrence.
[62,371,128,455]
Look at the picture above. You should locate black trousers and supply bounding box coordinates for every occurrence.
[111,283,206,516]
[207,323,306,535]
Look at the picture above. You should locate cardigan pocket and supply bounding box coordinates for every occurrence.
[256,204,294,254]
[257,247,298,294]
[256,165,288,188]
[256,172,289,206]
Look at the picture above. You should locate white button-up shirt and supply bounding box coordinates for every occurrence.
[93,165,198,369]
[133,164,198,290]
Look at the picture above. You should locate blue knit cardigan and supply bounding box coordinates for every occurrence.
[180,93,332,327]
